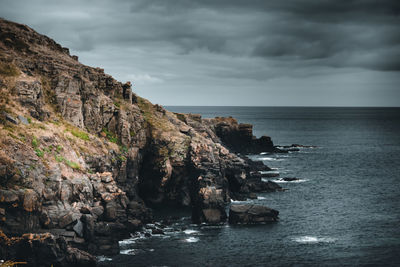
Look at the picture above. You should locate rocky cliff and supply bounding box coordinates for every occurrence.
[0,18,281,266]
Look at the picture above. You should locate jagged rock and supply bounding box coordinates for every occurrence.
[59,212,75,228]
[14,80,49,120]
[229,204,279,224]
[281,177,300,181]
[105,201,117,221]
[22,189,39,212]
[0,231,96,266]
[0,189,19,203]
[18,115,29,124]
[73,219,84,237]
[0,18,290,265]
[152,228,164,235]
[3,112,19,124]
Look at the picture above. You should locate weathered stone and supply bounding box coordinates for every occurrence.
[23,189,39,212]
[73,219,84,237]
[100,172,113,183]
[3,112,19,124]
[18,115,29,124]
[105,201,117,221]
[0,190,19,203]
[90,206,104,217]
[0,18,290,266]
[228,204,279,224]
[59,212,75,228]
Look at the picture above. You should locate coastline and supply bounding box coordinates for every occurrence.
[0,18,293,266]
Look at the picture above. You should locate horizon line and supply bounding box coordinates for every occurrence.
[163,105,400,108]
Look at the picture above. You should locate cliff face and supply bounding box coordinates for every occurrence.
[0,18,280,265]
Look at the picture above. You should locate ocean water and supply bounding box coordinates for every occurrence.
[100,107,400,267]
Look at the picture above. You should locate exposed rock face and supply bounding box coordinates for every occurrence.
[203,117,280,154]
[228,204,279,224]
[0,18,283,265]
[0,231,96,266]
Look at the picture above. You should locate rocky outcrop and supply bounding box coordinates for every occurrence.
[228,204,279,224]
[0,230,96,266]
[0,18,284,265]
[202,117,282,154]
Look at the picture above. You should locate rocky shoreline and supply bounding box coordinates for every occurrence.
[0,18,291,266]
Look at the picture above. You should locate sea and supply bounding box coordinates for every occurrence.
[99,107,400,267]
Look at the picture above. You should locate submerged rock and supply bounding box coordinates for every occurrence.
[281,177,300,182]
[228,204,279,224]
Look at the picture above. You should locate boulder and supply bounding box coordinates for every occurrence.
[229,204,279,224]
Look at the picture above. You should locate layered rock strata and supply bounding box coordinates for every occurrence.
[0,18,282,265]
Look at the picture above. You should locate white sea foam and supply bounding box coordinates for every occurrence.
[183,229,199,235]
[257,196,266,200]
[119,239,136,246]
[120,249,138,255]
[184,237,199,243]
[230,199,246,203]
[256,157,280,161]
[293,236,336,243]
[272,179,308,183]
[97,256,112,262]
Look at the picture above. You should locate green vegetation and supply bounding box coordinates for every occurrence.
[31,136,39,148]
[29,122,46,130]
[34,148,44,157]
[114,101,121,108]
[55,155,64,162]
[56,145,63,153]
[0,61,19,76]
[102,128,118,143]
[69,128,90,141]
[54,154,81,170]
[120,145,129,154]
[65,160,81,170]
[43,146,52,153]
[27,117,32,123]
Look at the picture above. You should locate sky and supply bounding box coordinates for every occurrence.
[1,0,399,106]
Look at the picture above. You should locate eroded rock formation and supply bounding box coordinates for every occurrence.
[0,18,282,265]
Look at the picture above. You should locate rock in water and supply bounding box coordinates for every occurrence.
[228,204,279,224]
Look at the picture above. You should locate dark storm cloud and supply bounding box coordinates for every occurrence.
[128,0,400,72]
[0,0,399,106]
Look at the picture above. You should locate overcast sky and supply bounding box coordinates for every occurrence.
[1,0,399,106]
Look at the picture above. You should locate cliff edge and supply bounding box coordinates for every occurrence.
[0,18,280,266]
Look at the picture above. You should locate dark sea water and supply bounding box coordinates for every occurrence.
[100,107,400,267]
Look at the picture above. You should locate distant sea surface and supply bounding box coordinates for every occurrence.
[101,107,400,266]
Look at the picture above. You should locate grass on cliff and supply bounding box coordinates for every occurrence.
[54,155,81,170]
[137,96,174,134]
[102,128,119,143]
[64,123,90,141]
[69,128,90,141]
[0,61,19,77]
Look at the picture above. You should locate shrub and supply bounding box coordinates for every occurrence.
[31,137,39,148]
[56,145,63,153]
[34,148,44,157]
[55,155,64,162]
[65,160,81,170]
[102,128,118,143]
